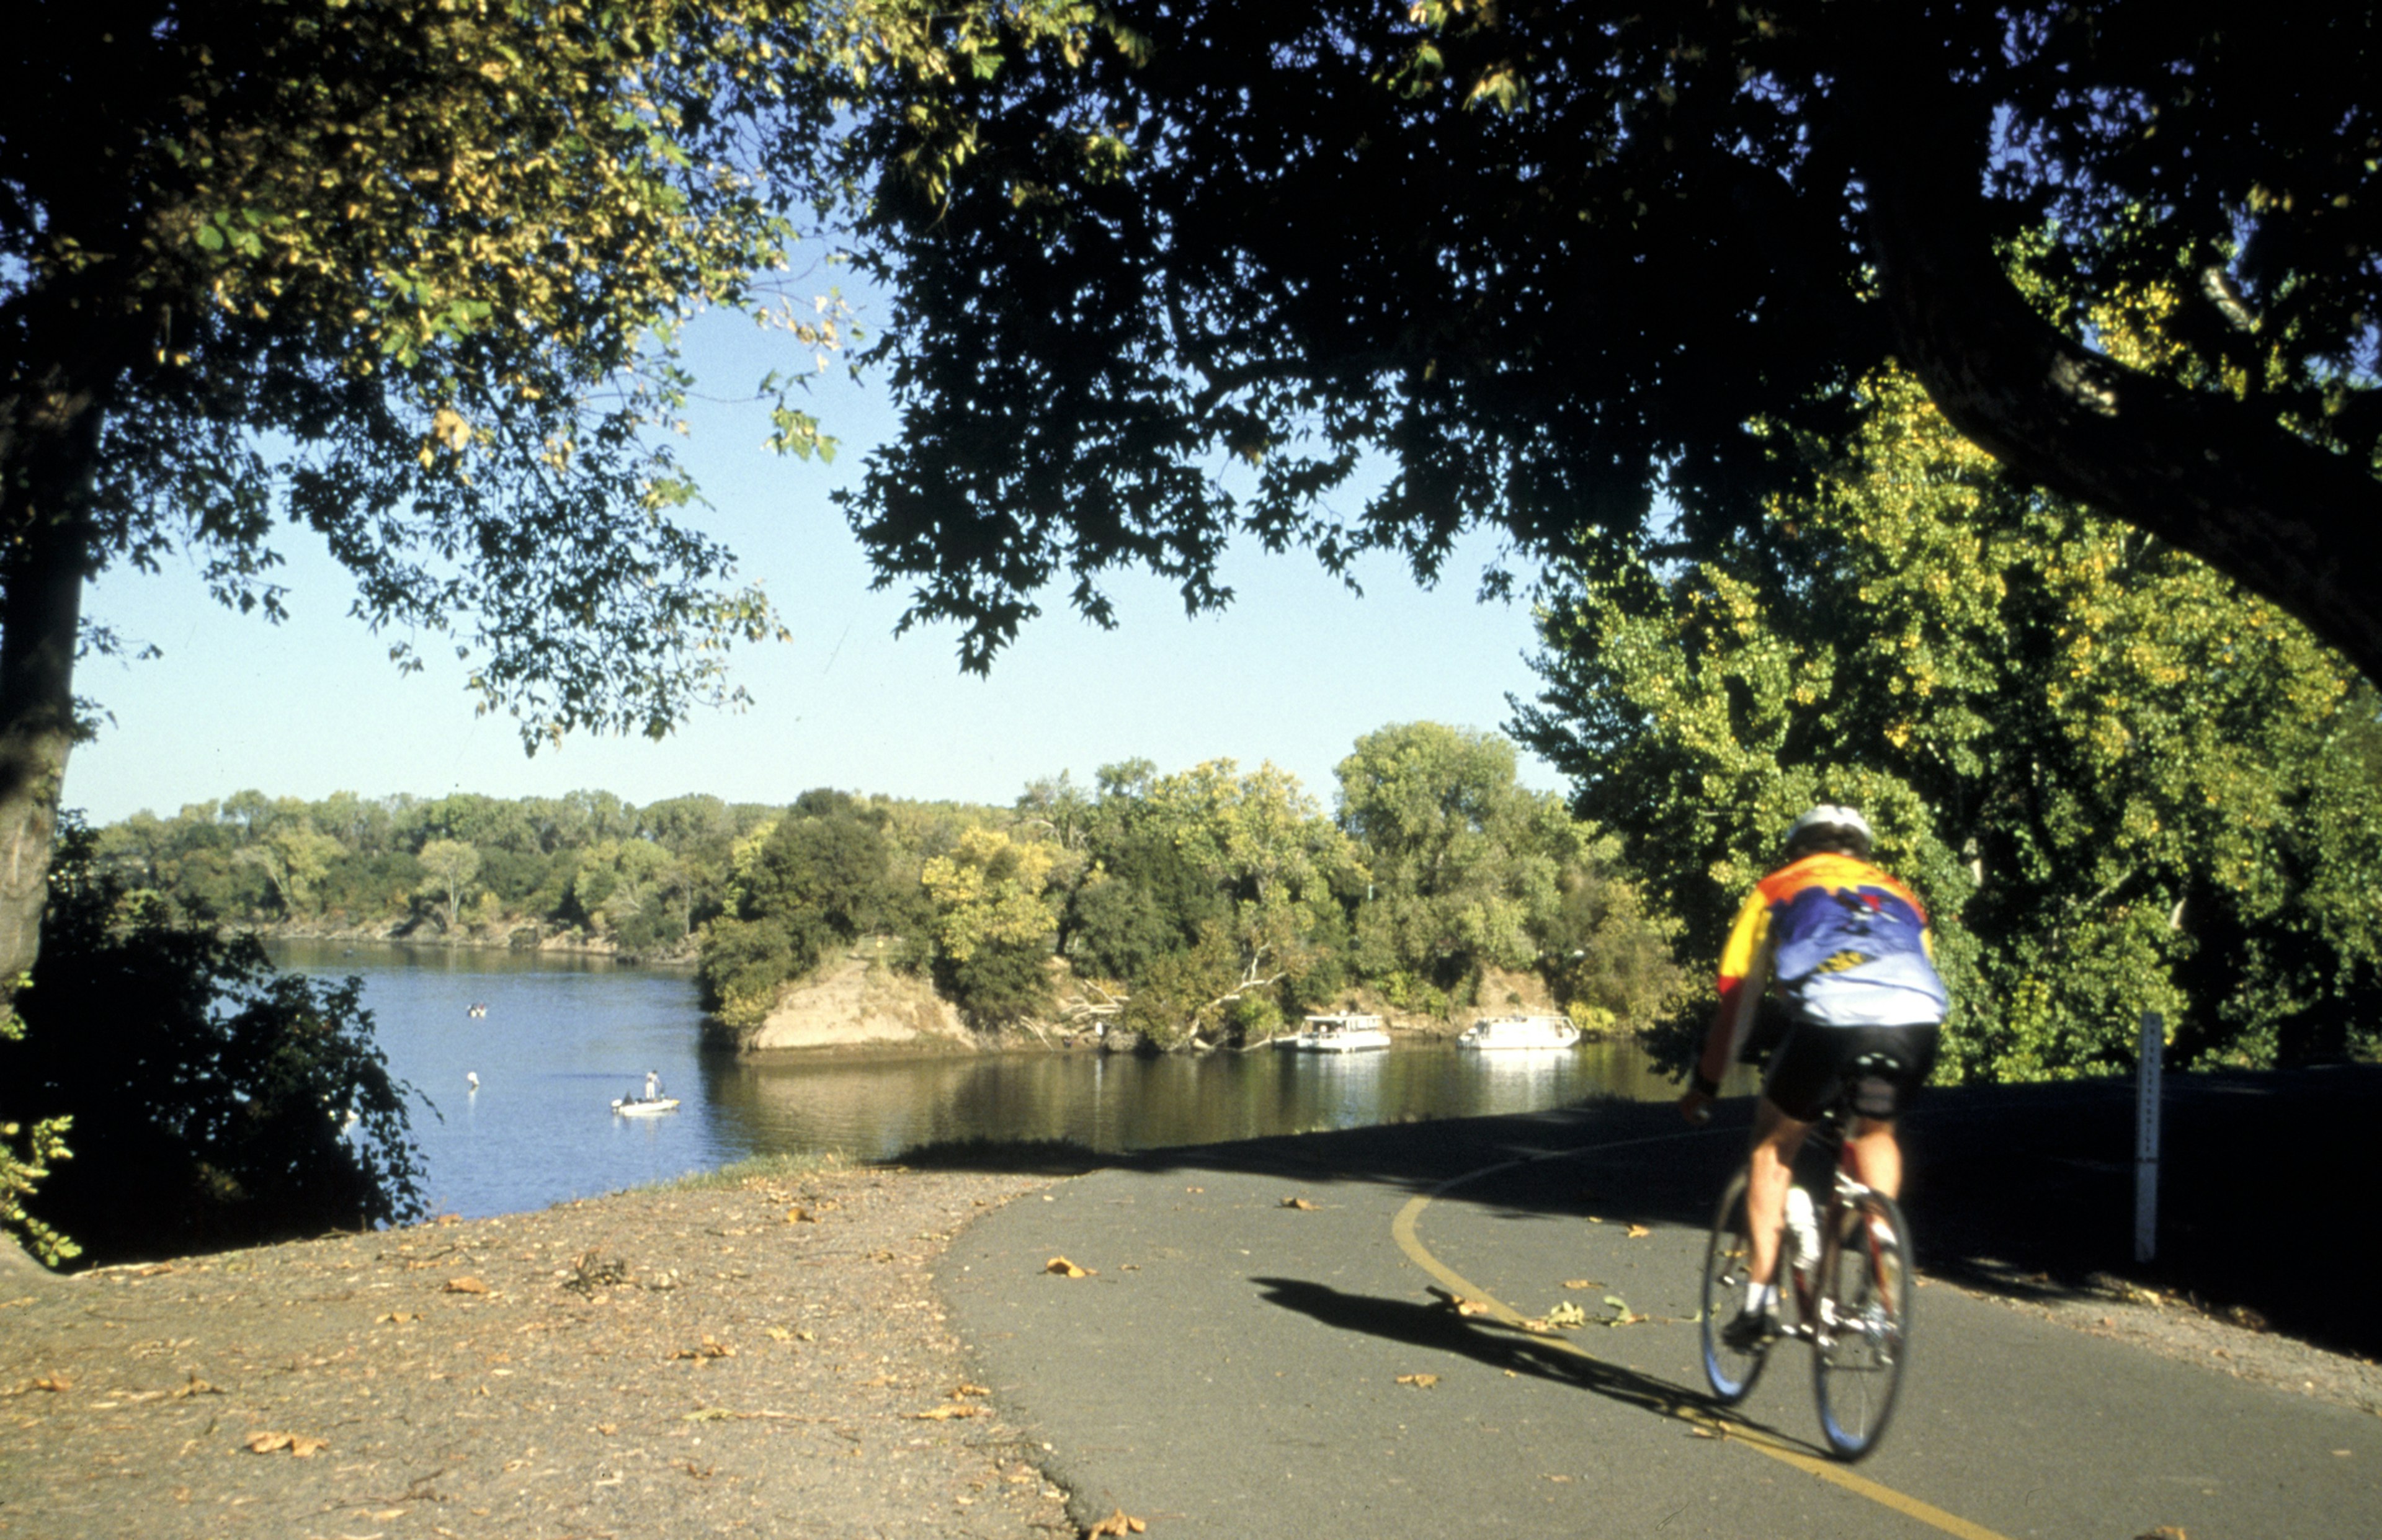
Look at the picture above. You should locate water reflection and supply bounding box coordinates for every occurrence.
[264,940,1725,1219]
[705,1038,1724,1163]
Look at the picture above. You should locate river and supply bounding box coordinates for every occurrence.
[267,940,1716,1221]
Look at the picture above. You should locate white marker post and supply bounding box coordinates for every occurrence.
[2135,1010,2164,1263]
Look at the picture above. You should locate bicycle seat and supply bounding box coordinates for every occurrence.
[1845,1051,1906,1119]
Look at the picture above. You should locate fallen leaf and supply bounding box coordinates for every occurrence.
[172,1375,222,1399]
[952,1383,991,1397]
[435,1213,460,1226]
[596,1423,618,1435]
[30,1376,70,1394]
[1544,1302,1587,1329]
[1396,1373,1440,1389]
[2133,1528,2188,1540]
[244,1431,328,1457]
[1543,1474,1573,1482]
[1280,1196,1318,1211]
[1085,1507,1147,1536]
[1626,1224,1652,1239]
[1561,1280,1599,1291]
[444,1276,489,1295]
[669,1336,734,1361]
[909,1404,983,1420]
[1586,1215,1604,1224]
[1185,1186,1204,1193]
[682,1408,735,1422]
[765,1327,793,1342]
[786,1207,817,1224]
[795,1330,816,1342]
[1425,1286,1488,1317]
[1045,1257,1092,1279]
[1688,1425,1724,1440]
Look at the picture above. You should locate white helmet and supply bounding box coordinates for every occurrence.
[1785,804,1873,858]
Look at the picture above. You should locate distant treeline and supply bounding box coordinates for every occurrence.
[89,723,1684,1048]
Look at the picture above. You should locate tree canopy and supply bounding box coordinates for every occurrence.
[1515,367,2382,1078]
[829,1,2382,698]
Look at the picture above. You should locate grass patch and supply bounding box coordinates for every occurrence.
[661,1149,854,1192]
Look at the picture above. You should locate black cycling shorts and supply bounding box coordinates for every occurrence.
[1762,1020,1940,1125]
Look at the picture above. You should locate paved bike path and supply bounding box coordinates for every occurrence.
[935,1093,2381,1540]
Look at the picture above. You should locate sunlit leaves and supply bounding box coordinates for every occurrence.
[1519,366,2382,1077]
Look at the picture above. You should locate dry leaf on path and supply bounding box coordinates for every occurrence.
[375,1311,422,1324]
[1086,1507,1147,1536]
[1396,1373,1440,1389]
[786,1206,818,1224]
[765,1327,793,1342]
[1626,1224,1652,1239]
[1561,1279,1599,1290]
[1545,1302,1587,1328]
[910,1404,983,1420]
[1280,1196,1318,1211]
[1425,1286,1489,1317]
[444,1276,489,1294]
[1045,1257,1092,1278]
[2134,1528,2188,1540]
[245,1431,328,1457]
[172,1375,222,1399]
[29,1376,70,1394]
[952,1383,991,1397]
[670,1336,734,1361]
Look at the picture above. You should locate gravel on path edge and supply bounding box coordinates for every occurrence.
[0,1165,1078,1540]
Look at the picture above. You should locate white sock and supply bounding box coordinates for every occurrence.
[1745,1281,1776,1315]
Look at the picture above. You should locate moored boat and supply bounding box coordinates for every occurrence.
[1456,1013,1582,1051]
[1281,1013,1392,1053]
[610,1095,681,1116]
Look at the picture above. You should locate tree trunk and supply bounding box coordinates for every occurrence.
[1845,52,2382,685]
[0,406,100,984]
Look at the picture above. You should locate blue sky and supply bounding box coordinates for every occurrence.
[68,294,1568,825]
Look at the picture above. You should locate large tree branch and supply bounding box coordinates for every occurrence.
[1848,66,2382,684]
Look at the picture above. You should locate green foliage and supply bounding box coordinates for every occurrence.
[0,976,77,1266]
[1515,367,2382,1079]
[825,1,2382,705]
[697,915,813,1028]
[0,826,425,1265]
[1336,723,1681,1027]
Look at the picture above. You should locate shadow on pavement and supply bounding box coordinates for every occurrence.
[1247,1275,1826,1460]
[896,1064,2382,1361]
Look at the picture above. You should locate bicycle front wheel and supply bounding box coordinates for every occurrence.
[1698,1168,1768,1403]
[1811,1190,1913,1460]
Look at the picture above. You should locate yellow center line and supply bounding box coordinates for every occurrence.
[1389,1134,2017,1540]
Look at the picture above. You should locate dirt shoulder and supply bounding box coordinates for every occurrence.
[0,1166,1073,1540]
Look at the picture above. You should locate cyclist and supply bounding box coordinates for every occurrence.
[1677,805,1947,1349]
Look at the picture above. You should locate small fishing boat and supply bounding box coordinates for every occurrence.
[1456,1013,1582,1051]
[1281,1013,1392,1053]
[610,1094,680,1117]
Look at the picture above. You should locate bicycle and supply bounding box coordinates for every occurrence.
[1695,1054,1916,1460]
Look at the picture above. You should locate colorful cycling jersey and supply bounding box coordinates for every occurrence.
[1698,852,1948,1086]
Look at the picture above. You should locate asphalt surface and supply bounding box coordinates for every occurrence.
[930,1070,2382,1540]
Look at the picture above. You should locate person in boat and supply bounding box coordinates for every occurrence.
[643,1069,661,1102]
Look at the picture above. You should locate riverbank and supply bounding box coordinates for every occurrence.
[0,1161,1074,1539]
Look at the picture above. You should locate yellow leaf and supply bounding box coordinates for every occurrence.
[1045,1257,1091,1278]
[444,1275,489,1294]
[1280,1196,1318,1211]
[909,1404,983,1420]
[1395,1373,1440,1388]
[1626,1224,1652,1239]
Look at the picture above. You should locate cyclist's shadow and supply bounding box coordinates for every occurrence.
[1248,1275,1812,1450]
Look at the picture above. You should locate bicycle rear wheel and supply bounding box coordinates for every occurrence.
[1698,1168,1769,1402]
[1811,1190,1912,1460]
